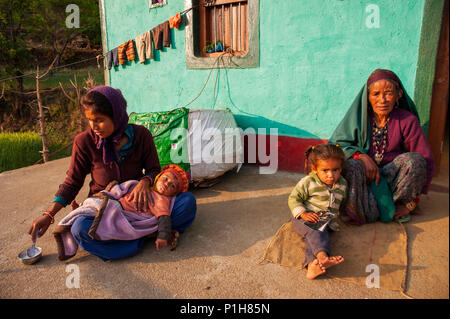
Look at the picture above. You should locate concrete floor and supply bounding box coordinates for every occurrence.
[0,157,448,299]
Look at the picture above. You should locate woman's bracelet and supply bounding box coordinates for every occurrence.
[405,197,420,212]
[42,210,55,224]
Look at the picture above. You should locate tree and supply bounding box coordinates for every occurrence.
[0,0,34,119]
[27,0,101,65]
[0,0,101,120]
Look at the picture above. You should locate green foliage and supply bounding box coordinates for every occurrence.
[0,132,72,173]
[0,0,101,86]
[27,0,101,52]
[0,132,42,172]
[0,0,32,81]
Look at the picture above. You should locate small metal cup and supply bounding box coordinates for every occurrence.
[18,231,42,265]
[18,246,42,265]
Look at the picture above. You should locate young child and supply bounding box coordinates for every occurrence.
[118,164,190,250]
[288,144,347,279]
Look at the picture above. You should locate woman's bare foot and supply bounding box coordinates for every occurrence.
[316,251,344,269]
[306,259,326,280]
[394,203,410,220]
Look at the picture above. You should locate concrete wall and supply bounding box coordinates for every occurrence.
[102,0,426,141]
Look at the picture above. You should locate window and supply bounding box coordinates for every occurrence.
[150,0,167,9]
[200,0,248,57]
[185,0,259,69]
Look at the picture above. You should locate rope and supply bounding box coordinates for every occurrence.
[400,291,415,299]
[180,0,216,15]
[181,48,235,111]
[181,59,219,109]
[0,54,105,83]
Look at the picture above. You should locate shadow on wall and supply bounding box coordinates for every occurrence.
[201,58,326,172]
[233,114,321,139]
[233,114,326,173]
[204,55,322,140]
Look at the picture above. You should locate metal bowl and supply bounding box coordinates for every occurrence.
[18,246,42,265]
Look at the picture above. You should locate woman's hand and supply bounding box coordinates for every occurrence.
[28,202,62,242]
[155,238,168,251]
[358,154,380,185]
[28,214,53,242]
[301,212,320,223]
[127,178,154,212]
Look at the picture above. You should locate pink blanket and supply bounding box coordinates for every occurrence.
[53,180,174,261]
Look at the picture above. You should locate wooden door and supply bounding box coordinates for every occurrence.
[428,0,449,175]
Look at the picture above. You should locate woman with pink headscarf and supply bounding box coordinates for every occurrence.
[329,69,434,224]
[28,86,196,261]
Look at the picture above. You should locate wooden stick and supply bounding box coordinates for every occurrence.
[36,65,50,163]
[59,82,76,103]
[0,83,5,100]
[34,142,73,165]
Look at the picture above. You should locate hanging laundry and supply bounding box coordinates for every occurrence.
[118,40,136,64]
[107,47,119,70]
[169,12,182,29]
[135,30,153,63]
[152,21,171,51]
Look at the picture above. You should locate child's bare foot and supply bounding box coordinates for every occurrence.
[317,255,344,269]
[306,259,326,280]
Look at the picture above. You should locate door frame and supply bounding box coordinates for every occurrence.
[428,0,449,175]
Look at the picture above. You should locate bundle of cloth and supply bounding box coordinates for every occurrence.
[53,164,189,260]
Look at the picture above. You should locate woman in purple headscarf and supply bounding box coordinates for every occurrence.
[329,69,434,224]
[28,86,196,261]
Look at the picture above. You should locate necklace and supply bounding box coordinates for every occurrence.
[372,117,389,165]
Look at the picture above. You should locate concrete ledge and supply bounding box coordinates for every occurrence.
[0,158,448,298]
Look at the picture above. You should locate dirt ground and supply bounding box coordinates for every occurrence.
[0,157,448,299]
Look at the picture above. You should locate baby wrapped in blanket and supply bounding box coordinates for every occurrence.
[53,164,190,260]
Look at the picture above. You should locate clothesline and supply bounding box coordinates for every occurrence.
[180,0,215,15]
[0,1,217,83]
[0,54,106,83]
[107,0,218,69]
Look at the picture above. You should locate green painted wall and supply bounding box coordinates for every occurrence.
[103,0,426,140]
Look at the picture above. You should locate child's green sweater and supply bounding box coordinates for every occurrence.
[288,172,348,221]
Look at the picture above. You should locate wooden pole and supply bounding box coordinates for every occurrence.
[0,83,5,100]
[36,65,50,163]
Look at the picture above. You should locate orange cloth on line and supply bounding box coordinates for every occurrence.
[118,40,136,64]
[169,12,182,29]
[119,190,171,218]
